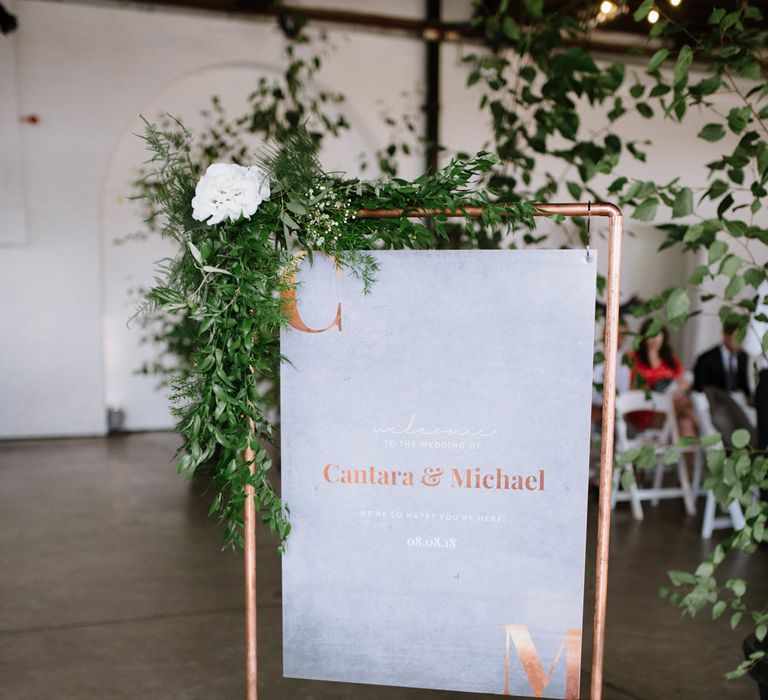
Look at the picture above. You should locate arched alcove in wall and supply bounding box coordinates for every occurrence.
[100,62,383,431]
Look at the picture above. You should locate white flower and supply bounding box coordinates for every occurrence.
[191,163,271,225]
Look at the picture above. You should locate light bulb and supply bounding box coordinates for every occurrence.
[600,1,615,14]
[648,8,660,23]
[669,0,681,6]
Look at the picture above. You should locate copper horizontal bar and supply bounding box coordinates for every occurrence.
[356,202,621,219]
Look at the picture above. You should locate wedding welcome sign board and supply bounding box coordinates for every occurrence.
[281,250,596,699]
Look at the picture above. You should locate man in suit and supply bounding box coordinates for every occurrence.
[694,322,750,397]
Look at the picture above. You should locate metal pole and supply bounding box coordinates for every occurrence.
[244,433,258,700]
[592,205,622,700]
[424,0,441,176]
[247,202,623,699]
[535,203,623,700]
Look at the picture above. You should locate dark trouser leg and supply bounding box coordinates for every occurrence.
[756,370,768,450]
[756,370,768,501]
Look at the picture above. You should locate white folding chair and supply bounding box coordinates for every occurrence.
[689,391,746,539]
[612,390,696,519]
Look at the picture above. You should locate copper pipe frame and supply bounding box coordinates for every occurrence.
[244,432,257,700]
[243,201,622,700]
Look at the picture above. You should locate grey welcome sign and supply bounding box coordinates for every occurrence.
[281,250,596,698]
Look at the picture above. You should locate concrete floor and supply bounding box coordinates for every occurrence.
[0,432,765,699]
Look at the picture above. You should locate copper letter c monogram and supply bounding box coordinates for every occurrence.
[281,252,342,333]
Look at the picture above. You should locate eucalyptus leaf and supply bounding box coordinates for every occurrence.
[647,48,669,73]
[698,124,726,142]
[731,429,750,449]
[673,46,693,88]
[666,289,690,321]
[672,188,694,218]
[188,241,203,265]
[633,197,659,222]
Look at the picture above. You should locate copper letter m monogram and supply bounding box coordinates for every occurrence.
[501,624,581,699]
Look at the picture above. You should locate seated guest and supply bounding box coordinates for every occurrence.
[631,319,688,393]
[693,321,750,397]
[628,320,695,437]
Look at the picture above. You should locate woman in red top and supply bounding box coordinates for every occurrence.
[631,320,684,391]
[629,319,695,436]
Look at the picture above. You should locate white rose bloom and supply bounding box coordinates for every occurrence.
[191,163,271,225]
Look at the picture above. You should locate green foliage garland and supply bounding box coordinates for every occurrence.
[134,27,350,380]
[139,119,534,551]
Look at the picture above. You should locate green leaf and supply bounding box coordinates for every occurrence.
[187,241,203,265]
[566,181,582,199]
[523,0,543,18]
[705,180,728,200]
[688,265,709,284]
[634,0,655,21]
[725,220,748,237]
[666,288,690,321]
[721,11,741,31]
[744,267,765,288]
[701,433,722,447]
[669,570,697,586]
[713,545,725,565]
[758,149,768,178]
[758,624,768,642]
[731,428,751,449]
[672,188,693,218]
[633,197,659,221]
[683,224,704,244]
[562,47,598,73]
[727,107,751,134]
[729,579,746,597]
[708,240,728,264]
[636,102,653,118]
[502,16,520,41]
[720,254,741,277]
[637,444,658,469]
[202,265,233,276]
[673,46,693,88]
[717,193,735,217]
[698,124,725,142]
[647,48,669,73]
[286,201,307,216]
[692,75,722,96]
[281,211,299,230]
[725,275,744,300]
[708,8,726,25]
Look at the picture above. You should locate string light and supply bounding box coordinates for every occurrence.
[669,0,682,6]
[590,0,627,26]
[647,8,660,23]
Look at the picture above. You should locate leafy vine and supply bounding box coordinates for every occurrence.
[138,120,534,551]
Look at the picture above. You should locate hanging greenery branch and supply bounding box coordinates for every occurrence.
[137,118,535,551]
[132,26,351,382]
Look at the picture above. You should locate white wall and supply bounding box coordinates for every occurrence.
[0,0,423,437]
[2,0,760,437]
[0,1,26,245]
